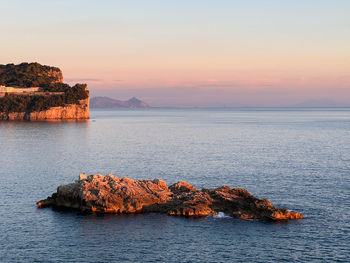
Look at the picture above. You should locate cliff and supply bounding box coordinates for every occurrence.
[37,174,304,221]
[0,62,90,120]
[0,97,89,121]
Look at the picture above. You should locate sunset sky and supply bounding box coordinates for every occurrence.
[1,0,349,106]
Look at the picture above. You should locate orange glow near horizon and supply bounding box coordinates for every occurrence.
[1,0,349,106]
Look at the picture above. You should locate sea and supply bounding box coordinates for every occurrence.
[0,108,349,263]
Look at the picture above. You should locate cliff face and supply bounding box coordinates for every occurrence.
[27,97,89,120]
[37,174,304,221]
[0,97,89,121]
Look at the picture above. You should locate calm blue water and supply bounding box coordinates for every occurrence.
[0,108,349,262]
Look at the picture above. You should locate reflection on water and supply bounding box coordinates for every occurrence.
[0,108,349,262]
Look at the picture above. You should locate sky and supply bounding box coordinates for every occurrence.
[0,0,349,107]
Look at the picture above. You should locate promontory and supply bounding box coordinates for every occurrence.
[37,174,304,221]
[0,62,89,120]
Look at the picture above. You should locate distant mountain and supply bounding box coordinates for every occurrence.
[90,96,150,108]
[290,99,349,108]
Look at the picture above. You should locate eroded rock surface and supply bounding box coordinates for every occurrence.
[37,174,304,221]
[0,98,89,120]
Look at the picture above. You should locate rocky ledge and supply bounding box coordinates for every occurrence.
[0,98,89,121]
[37,174,304,221]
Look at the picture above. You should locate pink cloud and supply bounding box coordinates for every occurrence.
[206,78,219,84]
[249,77,281,86]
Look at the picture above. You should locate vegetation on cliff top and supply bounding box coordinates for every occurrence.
[0,62,62,87]
[0,84,88,113]
[0,63,89,113]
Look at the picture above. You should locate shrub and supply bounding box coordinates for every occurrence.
[0,84,89,113]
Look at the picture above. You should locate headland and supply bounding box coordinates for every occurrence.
[0,62,89,120]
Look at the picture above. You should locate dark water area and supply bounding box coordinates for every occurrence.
[0,108,349,262]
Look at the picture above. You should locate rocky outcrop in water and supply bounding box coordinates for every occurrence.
[37,174,304,221]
